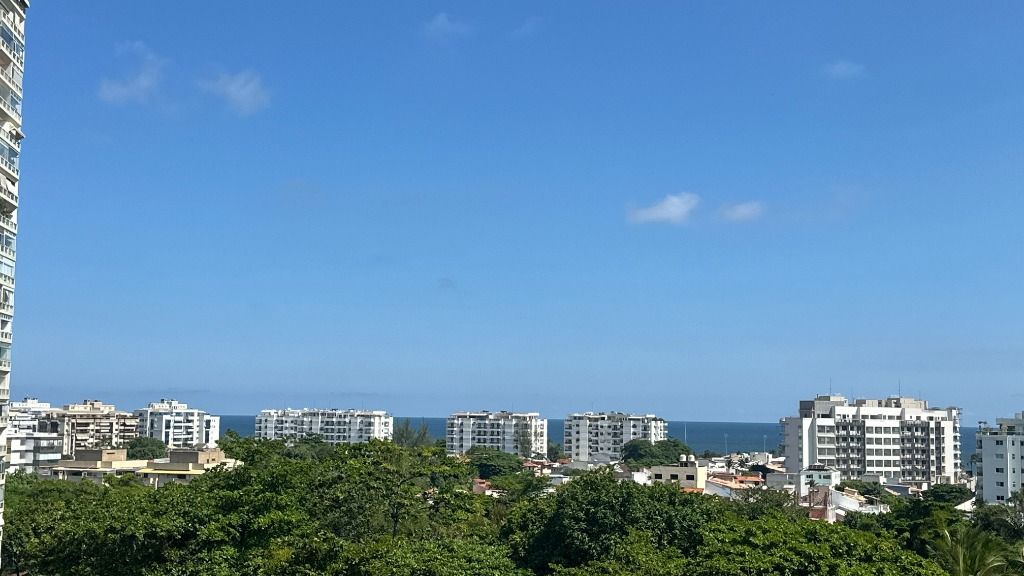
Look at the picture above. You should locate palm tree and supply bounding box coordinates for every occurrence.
[930,524,1008,576]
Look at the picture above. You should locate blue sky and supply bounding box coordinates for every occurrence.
[13,2,1024,421]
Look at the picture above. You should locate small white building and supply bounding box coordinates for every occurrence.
[135,399,220,449]
[651,455,708,491]
[800,463,842,498]
[255,408,393,444]
[446,411,547,458]
[563,412,667,463]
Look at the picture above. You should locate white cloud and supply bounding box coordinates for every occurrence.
[721,201,765,222]
[512,17,542,38]
[422,12,473,39]
[824,60,865,80]
[201,71,270,116]
[98,42,165,104]
[629,193,700,224]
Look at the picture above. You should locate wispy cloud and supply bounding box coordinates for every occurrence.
[421,12,473,39]
[201,71,270,116]
[629,193,700,224]
[511,17,542,38]
[824,60,865,80]
[721,201,765,222]
[98,42,165,104]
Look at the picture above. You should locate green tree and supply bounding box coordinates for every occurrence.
[547,441,566,462]
[502,470,719,573]
[620,438,691,468]
[924,484,975,506]
[686,515,947,576]
[466,446,523,479]
[393,418,433,448]
[930,524,1009,576]
[127,436,168,460]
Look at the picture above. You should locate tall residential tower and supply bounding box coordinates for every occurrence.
[0,0,26,561]
[781,395,962,488]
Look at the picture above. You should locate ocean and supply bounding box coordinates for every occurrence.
[219,415,977,466]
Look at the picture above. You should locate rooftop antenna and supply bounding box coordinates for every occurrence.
[898,379,902,398]
[829,377,833,396]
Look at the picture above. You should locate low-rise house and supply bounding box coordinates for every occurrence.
[651,455,707,491]
[135,448,239,488]
[44,448,147,483]
[800,463,842,499]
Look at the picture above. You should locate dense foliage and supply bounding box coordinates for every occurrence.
[620,438,692,468]
[125,436,168,460]
[0,435,973,575]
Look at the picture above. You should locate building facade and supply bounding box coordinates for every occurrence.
[135,399,220,449]
[255,408,393,444]
[781,395,961,487]
[651,455,707,491]
[37,400,139,458]
[976,412,1024,503]
[7,396,49,432]
[0,0,27,560]
[2,429,59,473]
[563,412,667,463]
[445,411,547,458]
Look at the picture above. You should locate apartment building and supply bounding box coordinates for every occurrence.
[37,400,139,458]
[135,399,220,449]
[7,396,49,432]
[0,0,27,554]
[255,408,393,444]
[446,411,547,458]
[781,395,961,487]
[564,412,667,463]
[2,429,59,473]
[976,412,1024,503]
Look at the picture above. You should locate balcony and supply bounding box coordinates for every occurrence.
[0,151,16,180]
[0,25,23,70]
[0,183,15,210]
[0,215,15,234]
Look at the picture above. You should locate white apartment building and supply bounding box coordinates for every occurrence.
[2,428,59,473]
[564,412,667,463]
[135,399,220,449]
[255,408,393,444]
[781,395,961,487]
[0,0,27,556]
[446,411,547,458]
[38,400,139,458]
[976,412,1024,504]
[7,396,49,432]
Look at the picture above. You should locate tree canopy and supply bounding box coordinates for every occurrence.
[465,446,523,479]
[0,438,989,576]
[620,438,692,468]
[126,436,168,460]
